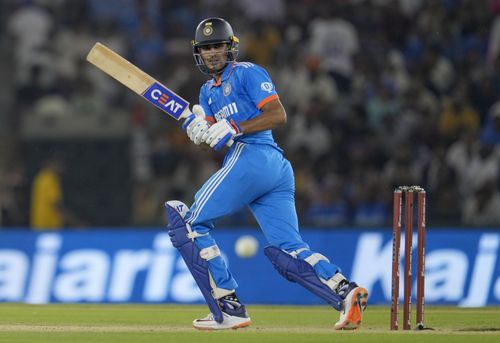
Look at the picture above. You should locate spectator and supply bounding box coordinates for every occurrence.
[308,6,359,92]
[365,79,400,130]
[277,54,338,113]
[487,13,500,64]
[424,143,461,223]
[479,101,500,146]
[236,0,285,23]
[0,163,28,227]
[439,90,480,142]
[462,178,500,225]
[304,177,350,226]
[352,181,389,227]
[445,128,478,196]
[382,144,423,190]
[287,97,332,159]
[7,2,54,82]
[242,21,280,66]
[458,142,499,200]
[30,154,83,230]
[422,47,455,96]
[131,20,164,74]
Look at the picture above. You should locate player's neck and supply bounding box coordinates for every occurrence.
[212,63,231,85]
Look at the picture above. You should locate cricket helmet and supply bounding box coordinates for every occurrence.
[192,18,239,75]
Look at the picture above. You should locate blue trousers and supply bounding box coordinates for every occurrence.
[185,142,340,291]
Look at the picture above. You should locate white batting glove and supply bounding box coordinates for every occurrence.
[201,119,242,150]
[182,105,210,145]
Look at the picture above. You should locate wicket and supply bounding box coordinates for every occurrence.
[391,186,426,330]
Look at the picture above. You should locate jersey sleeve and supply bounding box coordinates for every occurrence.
[199,84,216,123]
[242,65,279,109]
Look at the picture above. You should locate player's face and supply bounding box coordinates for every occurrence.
[199,43,229,73]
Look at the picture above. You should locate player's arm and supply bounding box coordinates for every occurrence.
[238,98,286,134]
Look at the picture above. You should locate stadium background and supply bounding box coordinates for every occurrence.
[0,0,499,307]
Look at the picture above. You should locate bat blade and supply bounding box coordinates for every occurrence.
[86,42,191,120]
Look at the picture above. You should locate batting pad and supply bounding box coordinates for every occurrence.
[264,246,344,311]
[166,203,224,323]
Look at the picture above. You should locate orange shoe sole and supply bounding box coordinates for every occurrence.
[335,287,369,330]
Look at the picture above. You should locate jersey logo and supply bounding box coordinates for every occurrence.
[223,83,232,96]
[208,97,212,105]
[261,82,274,93]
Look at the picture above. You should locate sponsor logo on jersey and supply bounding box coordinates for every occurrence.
[214,102,238,121]
[261,82,274,93]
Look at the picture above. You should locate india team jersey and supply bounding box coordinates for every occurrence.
[199,62,280,149]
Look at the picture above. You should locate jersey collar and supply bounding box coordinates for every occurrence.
[209,62,235,89]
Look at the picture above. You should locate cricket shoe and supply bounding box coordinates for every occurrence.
[193,295,251,330]
[334,282,369,330]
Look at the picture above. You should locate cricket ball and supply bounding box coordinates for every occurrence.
[235,235,259,258]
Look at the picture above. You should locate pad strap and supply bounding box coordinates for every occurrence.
[200,245,221,261]
[322,272,346,292]
[304,252,329,266]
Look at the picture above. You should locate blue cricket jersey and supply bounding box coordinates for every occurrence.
[185,61,342,293]
[199,62,281,150]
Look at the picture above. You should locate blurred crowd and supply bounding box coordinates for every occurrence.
[1,0,500,228]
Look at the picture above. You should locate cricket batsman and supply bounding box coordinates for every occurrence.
[166,17,368,330]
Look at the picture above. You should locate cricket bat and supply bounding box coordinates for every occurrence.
[86,43,233,147]
[87,42,191,120]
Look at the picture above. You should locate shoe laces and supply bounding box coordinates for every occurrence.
[219,293,242,310]
[218,293,248,318]
[335,280,351,298]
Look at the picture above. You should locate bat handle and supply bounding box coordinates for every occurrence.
[227,139,234,147]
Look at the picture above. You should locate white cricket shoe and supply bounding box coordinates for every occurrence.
[193,297,251,330]
[334,283,369,330]
[193,311,251,330]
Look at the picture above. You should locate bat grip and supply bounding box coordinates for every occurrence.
[227,139,234,147]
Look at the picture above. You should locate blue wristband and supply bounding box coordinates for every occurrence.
[214,133,233,151]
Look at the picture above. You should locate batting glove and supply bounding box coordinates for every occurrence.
[202,119,242,150]
[182,105,210,145]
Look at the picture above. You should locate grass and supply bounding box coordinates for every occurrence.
[0,304,499,343]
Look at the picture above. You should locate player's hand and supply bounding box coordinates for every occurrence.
[182,105,210,145]
[201,119,242,150]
